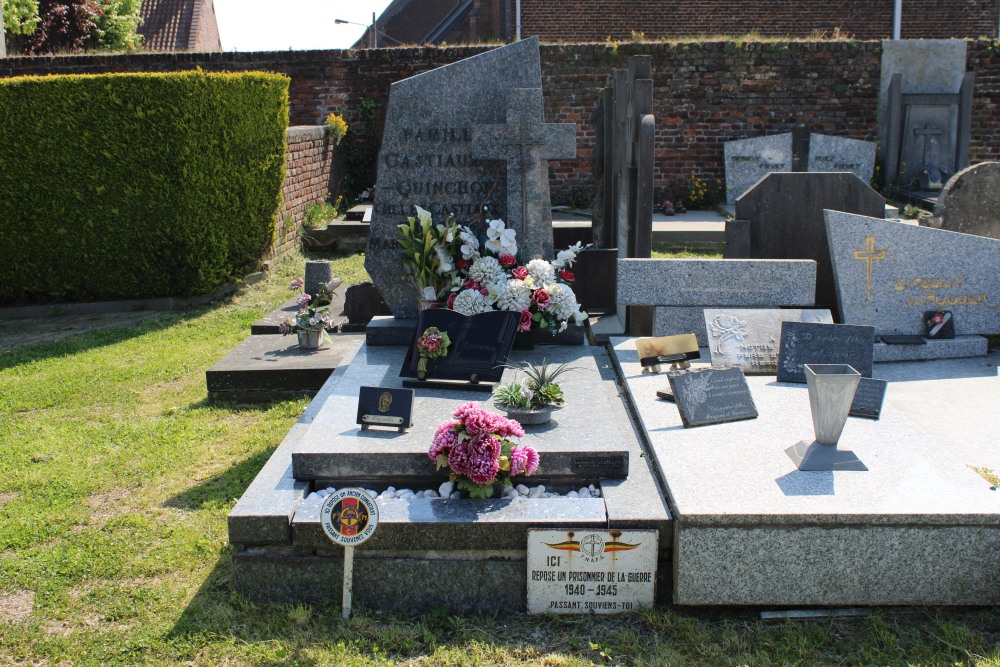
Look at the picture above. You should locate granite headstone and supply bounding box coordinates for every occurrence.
[776,321,875,383]
[703,308,834,374]
[807,134,876,184]
[723,133,792,205]
[730,172,884,317]
[367,37,547,318]
[935,162,1000,239]
[666,367,758,427]
[825,210,1000,335]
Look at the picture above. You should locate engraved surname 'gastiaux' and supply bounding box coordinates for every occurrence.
[383,152,474,169]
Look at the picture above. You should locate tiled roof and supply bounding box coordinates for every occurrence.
[140,0,221,52]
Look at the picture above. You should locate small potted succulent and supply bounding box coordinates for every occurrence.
[493,359,577,425]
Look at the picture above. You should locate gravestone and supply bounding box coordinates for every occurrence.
[729,172,885,318]
[934,162,1000,239]
[807,134,876,185]
[367,37,573,318]
[703,308,834,374]
[723,133,792,204]
[825,210,1000,335]
[776,321,875,383]
[666,367,758,428]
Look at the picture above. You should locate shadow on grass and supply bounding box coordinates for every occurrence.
[164,444,278,511]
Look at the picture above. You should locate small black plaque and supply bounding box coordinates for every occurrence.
[667,367,758,428]
[777,322,875,383]
[400,309,520,385]
[881,335,926,345]
[924,310,955,339]
[849,377,887,420]
[571,454,628,479]
[356,386,414,431]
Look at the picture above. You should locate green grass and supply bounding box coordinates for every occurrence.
[651,244,723,259]
[2,251,1000,666]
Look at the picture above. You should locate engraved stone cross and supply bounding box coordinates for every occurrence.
[472,88,576,260]
[913,122,944,170]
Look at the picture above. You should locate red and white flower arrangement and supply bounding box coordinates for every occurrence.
[429,402,539,498]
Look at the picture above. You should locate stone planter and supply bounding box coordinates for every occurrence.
[496,404,561,425]
[296,328,327,350]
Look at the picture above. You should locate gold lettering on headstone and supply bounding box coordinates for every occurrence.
[852,236,886,301]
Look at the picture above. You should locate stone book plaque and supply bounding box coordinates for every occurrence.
[776,321,875,383]
[703,308,833,374]
[666,367,758,428]
[400,309,520,383]
[849,377,888,420]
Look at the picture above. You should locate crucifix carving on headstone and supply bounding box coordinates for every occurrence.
[472,88,576,260]
[913,122,944,170]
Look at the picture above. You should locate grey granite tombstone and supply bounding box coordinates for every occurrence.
[730,172,885,317]
[304,261,333,298]
[366,37,545,318]
[807,134,876,185]
[703,308,834,374]
[826,210,1000,335]
[935,162,1000,239]
[472,87,576,261]
[666,367,758,428]
[723,133,792,205]
[776,321,875,383]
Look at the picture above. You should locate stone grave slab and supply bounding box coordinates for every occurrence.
[252,291,348,335]
[612,337,1000,606]
[807,134,876,184]
[205,334,365,399]
[935,162,1000,239]
[617,259,815,307]
[666,367,758,427]
[776,321,875,383]
[826,210,1000,335]
[366,37,548,318]
[730,172,884,317]
[229,342,672,612]
[723,133,792,204]
[703,308,833,374]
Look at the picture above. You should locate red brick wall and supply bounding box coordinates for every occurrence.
[276,126,337,257]
[968,40,1000,163]
[519,0,999,41]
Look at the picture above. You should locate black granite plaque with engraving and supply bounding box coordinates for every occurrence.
[848,377,887,420]
[777,322,875,383]
[667,367,758,428]
[400,309,520,385]
[924,310,955,339]
[356,386,414,431]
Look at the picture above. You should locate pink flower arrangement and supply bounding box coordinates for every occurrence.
[429,402,538,498]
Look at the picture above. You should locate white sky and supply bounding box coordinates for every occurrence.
[213,0,396,52]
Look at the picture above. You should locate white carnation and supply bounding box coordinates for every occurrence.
[544,282,582,321]
[452,288,495,315]
[493,278,532,311]
[468,256,505,285]
[526,259,555,286]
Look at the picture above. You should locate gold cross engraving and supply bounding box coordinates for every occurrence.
[852,236,886,301]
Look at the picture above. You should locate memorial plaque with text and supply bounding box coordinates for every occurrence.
[724,133,792,204]
[704,308,833,374]
[849,377,888,420]
[667,367,758,427]
[527,529,657,614]
[777,321,875,383]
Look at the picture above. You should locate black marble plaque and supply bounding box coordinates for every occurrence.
[356,386,414,431]
[881,335,926,345]
[924,310,955,339]
[848,377,887,420]
[571,453,629,478]
[667,367,758,428]
[776,322,875,383]
[400,309,520,383]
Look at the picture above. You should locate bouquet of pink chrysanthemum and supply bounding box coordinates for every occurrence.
[429,402,539,498]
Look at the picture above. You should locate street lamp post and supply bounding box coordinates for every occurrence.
[335,16,376,48]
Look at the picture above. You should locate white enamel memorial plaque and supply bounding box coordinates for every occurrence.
[526,529,657,614]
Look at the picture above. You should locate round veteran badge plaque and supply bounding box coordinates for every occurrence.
[320,488,379,547]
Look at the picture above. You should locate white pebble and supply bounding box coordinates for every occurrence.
[450,492,461,499]
[413,490,425,498]
[592,488,601,498]
[306,492,319,500]
[579,488,591,498]
[515,484,529,496]
[386,486,396,494]
[528,486,545,499]
[318,489,331,498]
[381,490,396,499]
[545,492,558,498]
[399,491,415,500]
[502,487,519,499]
[439,481,455,497]
[423,490,439,498]
[568,490,579,498]
[589,484,597,492]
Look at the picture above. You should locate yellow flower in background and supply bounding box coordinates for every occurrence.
[324,112,349,145]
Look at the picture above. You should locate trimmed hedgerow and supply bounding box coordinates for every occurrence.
[0,70,289,303]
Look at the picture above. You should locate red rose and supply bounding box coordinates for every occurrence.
[463,279,481,291]
[519,309,533,331]
[457,258,471,270]
[421,338,440,353]
[447,292,457,309]
[532,289,551,309]
[499,253,517,268]
[511,266,528,280]
[558,268,575,283]
[932,313,944,324]
[479,287,489,295]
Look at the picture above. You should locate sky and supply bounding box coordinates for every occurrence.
[213,0,396,52]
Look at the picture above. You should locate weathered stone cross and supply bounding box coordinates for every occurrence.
[472,88,576,260]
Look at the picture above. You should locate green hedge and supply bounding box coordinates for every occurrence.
[0,70,289,303]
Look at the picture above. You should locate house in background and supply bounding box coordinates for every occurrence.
[140,0,222,51]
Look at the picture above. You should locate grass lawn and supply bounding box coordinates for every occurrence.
[1,251,999,666]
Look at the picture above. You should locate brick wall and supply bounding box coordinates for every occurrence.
[275,126,338,257]
[519,0,999,42]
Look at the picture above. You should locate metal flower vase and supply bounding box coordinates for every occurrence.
[785,364,868,471]
[296,328,327,350]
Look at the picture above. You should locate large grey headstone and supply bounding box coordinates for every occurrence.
[703,308,834,374]
[730,172,885,318]
[723,133,792,205]
[935,162,1000,239]
[366,38,546,318]
[807,134,876,185]
[826,210,1000,335]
